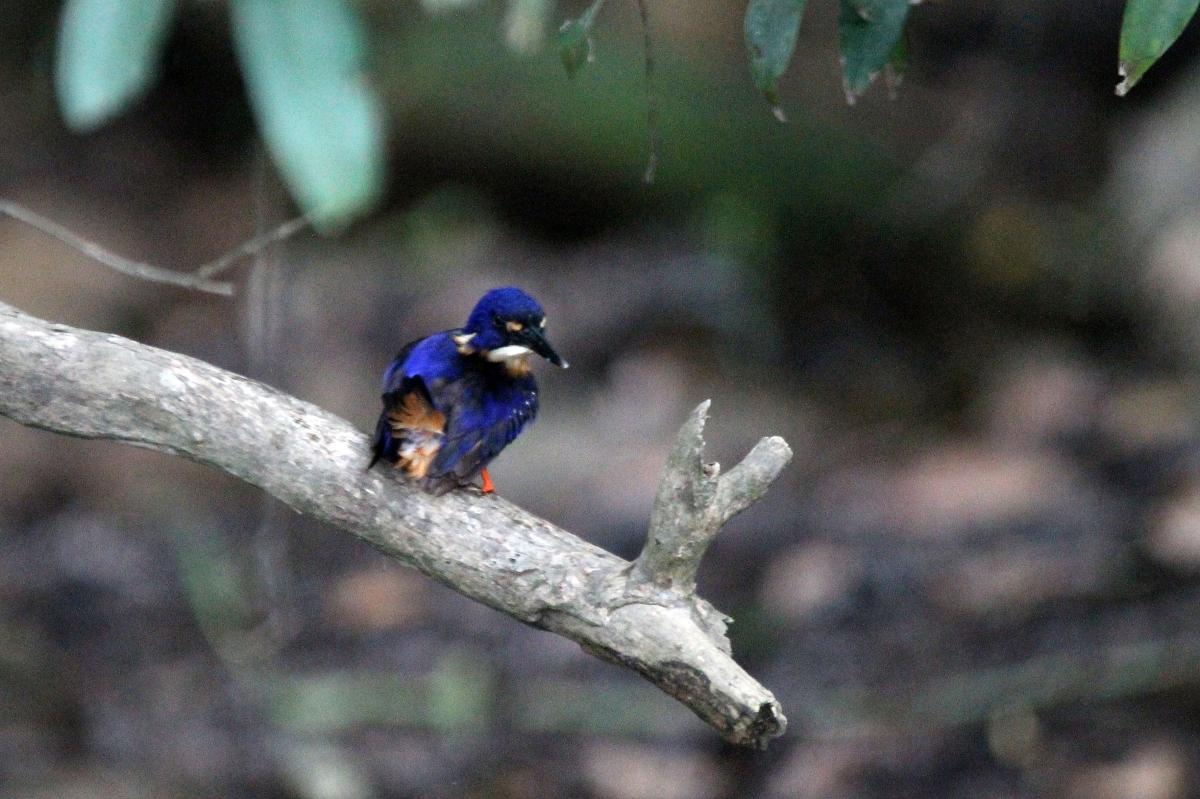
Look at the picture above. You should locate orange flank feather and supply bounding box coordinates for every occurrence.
[392,391,445,432]
[387,391,446,479]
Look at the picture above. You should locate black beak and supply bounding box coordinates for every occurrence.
[526,327,568,369]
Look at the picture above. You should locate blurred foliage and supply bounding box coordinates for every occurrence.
[743,0,806,115]
[556,0,603,78]
[55,0,385,229]
[44,0,1190,236]
[1118,0,1200,95]
[836,0,909,103]
[505,0,554,53]
[49,0,1196,234]
[229,0,385,230]
[55,0,175,131]
[268,652,489,733]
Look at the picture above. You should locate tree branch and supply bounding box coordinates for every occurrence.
[0,300,789,748]
[0,201,235,295]
[192,214,309,280]
[0,200,312,295]
[631,400,792,598]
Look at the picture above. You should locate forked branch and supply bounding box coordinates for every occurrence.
[632,400,792,598]
[0,200,309,295]
[0,300,790,748]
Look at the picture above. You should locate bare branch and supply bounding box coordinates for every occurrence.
[0,300,788,749]
[193,214,309,280]
[0,200,235,295]
[631,400,793,597]
[0,201,312,295]
[632,0,660,184]
[715,435,794,520]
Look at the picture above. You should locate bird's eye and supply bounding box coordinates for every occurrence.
[505,320,524,333]
[539,317,547,329]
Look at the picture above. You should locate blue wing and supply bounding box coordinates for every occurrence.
[430,372,538,486]
[369,333,460,471]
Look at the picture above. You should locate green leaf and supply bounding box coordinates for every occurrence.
[838,0,910,103]
[230,0,386,230]
[1117,0,1200,95]
[506,0,554,54]
[55,0,177,131]
[419,0,484,12]
[744,0,807,117]
[556,0,604,78]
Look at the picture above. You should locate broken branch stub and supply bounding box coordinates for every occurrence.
[0,301,790,748]
[631,400,793,597]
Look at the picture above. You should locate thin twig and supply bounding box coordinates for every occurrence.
[0,200,312,296]
[632,0,661,184]
[193,215,309,280]
[0,200,235,295]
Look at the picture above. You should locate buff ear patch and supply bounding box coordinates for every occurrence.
[505,356,533,378]
[505,320,524,333]
[452,332,477,354]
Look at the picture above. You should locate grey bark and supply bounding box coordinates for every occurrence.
[0,300,790,748]
[632,400,792,599]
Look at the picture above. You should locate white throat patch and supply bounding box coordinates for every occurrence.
[485,345,533,361]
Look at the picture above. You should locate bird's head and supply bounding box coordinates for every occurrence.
[459,286,568,368]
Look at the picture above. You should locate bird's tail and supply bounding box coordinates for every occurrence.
[367,411,392,470]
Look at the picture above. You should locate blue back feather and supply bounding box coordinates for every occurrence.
[371,328,538,489]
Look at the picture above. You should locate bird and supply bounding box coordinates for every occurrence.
[369,286,567,496]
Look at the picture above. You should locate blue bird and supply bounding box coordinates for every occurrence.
[369,287,567,495]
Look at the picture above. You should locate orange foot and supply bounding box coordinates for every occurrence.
[480,467,496,495]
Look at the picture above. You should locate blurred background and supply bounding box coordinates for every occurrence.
[5,0,1200,796]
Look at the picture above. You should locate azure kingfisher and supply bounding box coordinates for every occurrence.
[369,287,567,495]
